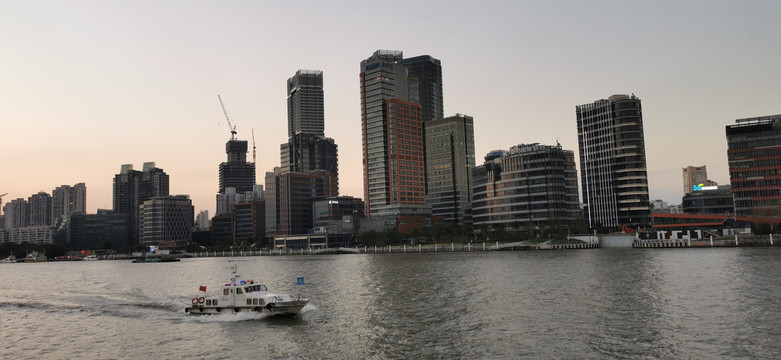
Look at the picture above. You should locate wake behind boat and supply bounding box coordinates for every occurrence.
[184,265,308,317]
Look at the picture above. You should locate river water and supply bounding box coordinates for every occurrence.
[1,248,779,359]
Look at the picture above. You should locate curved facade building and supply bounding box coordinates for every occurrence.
[471,143,580,226]
[576,94,651,228]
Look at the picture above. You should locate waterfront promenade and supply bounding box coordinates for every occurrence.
[177,234,778,258]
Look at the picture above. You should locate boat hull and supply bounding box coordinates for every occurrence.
[184,300,308,317]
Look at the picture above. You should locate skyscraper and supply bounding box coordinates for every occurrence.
[287,70,325,138]
[219,140,256,194]
[360,50,428,223]
[281,70,338,186]
[425,114,475,225]
[726,114,781,220]
[398,55,444,124]
[267,70,340,237]
[576,94,651,228]
[113,162,169,245]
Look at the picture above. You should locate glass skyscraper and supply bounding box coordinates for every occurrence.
[360,50,428,222]
[424,114,475,225]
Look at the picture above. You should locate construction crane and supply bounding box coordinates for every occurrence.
[251,129,257,164]
[0,193,7,216]
[217,95,237,140]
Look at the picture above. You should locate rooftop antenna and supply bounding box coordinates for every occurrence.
[217,95,237,140]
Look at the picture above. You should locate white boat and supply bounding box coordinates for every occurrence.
[0,254,16,263]
[185,265,308,317]
[24,251,47,263]
[83,254,99,261]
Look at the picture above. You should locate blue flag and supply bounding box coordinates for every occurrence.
[296,277,305,285]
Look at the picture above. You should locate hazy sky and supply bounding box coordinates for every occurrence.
[2,1,779,217]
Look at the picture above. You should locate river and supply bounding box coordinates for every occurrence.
[1,247,779,359]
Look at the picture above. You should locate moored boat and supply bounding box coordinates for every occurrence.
[184,265,308,317]
[24,251,47,263]
[0,254,17,263]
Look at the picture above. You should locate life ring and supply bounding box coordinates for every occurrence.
[198,297,205,304]
[192,298,198,305]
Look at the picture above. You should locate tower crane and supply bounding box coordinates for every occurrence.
[217,95,237,140]
[251,129,257,164]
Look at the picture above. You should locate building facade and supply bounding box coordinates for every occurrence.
[28,192,52,226]
[398,55,444,124]
[726,115,781,220]
[360,50,429,224]
[287,70,325,138]
[58,210,130,250]
[139,195,194,248]
[219,140,256,194]
[576,94,651,228]
[280,133,338,184]
[3,198,28,229]
[52,183,87,222]
[275,170,338,235]
[683,165,716,195]
[113,162,170,245]
[313,196,365,228]
[425,114,475,225]
[231,200,265,245]
[471,143,581,227]
[682,185,734,215]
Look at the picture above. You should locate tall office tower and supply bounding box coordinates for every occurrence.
[576,94,651,228]
[471,144,581,227]
[281,70,339,186]
[139,195,193,248]
[398,55,443,124]
[113,163,170,245]
[360,50,428,223]
[425,114,475,225]
[51,183,87,222]
[683,166,716,194]
[219,139,256,194]
[726,115,781,219]
[280,133,338,183]
[287,70,325,138]
[28,192,52,226]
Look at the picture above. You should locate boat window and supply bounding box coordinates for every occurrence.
[253,298,259,305]
[224,289,229,296]
[244,285,268,293]
[213,300,218,306]
[246,299,252,305]
[206,300,211,305]
[236,288,243,294]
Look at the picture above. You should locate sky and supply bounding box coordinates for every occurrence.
[1,0,780,218]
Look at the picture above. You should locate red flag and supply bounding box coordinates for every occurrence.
[199,286,207,292]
